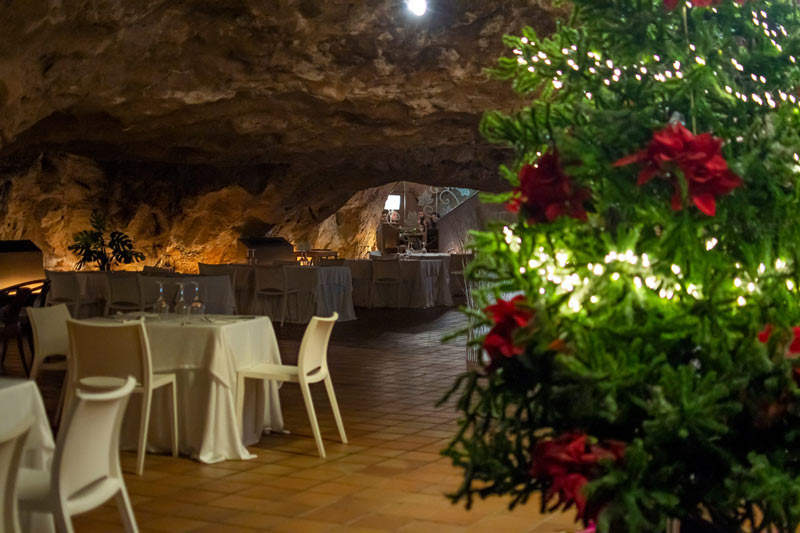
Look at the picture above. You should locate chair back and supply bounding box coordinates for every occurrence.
[45,271,80,303]
[54,377,135,501]
[26,304,71,378]
[199,263,237,287]
[142,265,174,275]
[371,258,401,281]
[0,416,33,533]
[254,265,287,292]
[297,313,338,377]
[105,272,142,308]
[319,259,346,266]
[67,320,152,388]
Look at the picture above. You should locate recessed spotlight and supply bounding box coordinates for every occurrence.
[407,0,427,16]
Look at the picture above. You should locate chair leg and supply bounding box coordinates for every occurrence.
[54,372,68,428]
[169,381,179,457]
[136,390,152,475]
[324,376,347,444]
[235,374,247,436]
[115,485,139,533]
[299,381,326,459]
[16,335,30,377]
[53,504,75,533]
[0,337,8,371]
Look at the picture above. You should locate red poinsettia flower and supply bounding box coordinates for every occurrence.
[483,295,533,367]
[758,324,800,355]
[531,433,626,524]
[508,149,590,223]
[614,123,742,216]
[664,0,747,11]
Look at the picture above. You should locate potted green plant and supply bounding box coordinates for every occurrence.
[68,211,145,271]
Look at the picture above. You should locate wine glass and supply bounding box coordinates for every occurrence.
[189,282,206,316]
[153,282,169,317]
[173,283,189,315]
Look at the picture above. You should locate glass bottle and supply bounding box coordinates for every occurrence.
[189,281,206,316]
[153,282,170,317]
[174,283,189,315]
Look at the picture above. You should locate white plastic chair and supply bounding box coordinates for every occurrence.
[26,304,71,426]
[369,258,403,308]
[254,265,298,327]
[236,313,346,458]
[17,377,138,533]
[45,271,97,317]
[65,319,178,475]
[198,264,239,313]
[105,272,147,315]
[0,415,33,533]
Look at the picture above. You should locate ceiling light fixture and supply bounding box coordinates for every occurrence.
[407,0,427,16]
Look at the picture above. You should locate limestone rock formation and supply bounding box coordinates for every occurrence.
[0,0,563,267]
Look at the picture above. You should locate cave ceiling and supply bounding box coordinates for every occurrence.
[0,0,562,192]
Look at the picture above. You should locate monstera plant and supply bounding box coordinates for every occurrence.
[68,210,145,271]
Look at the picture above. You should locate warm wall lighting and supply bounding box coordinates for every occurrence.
[406,0,427,16]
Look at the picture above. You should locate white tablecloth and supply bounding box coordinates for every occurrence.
[84,315,283,463]
[0,378,55,532]
[346,259,453,308]
[227,265,356,322]
[74,273,236,315]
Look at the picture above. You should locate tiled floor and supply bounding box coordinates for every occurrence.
[4,307,577,532]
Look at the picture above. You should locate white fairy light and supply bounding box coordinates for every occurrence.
[590,295,599,303]
[776,258,786,270]
[671,264,681,275]
[747,282,756,293]
[645,276,658,289]
[758,263,766,274]
[695,56,706,65]
[737,296,746,306]
[641,254,651,268]
[611,273,620,281]
[519,267,526,274]
[705,238,718,250]
[734,278,743,287]
[634,276,643,288]
[592,264,604,276]
[568,296,581,312]
[555,252,568,267]
[539,287,546,294]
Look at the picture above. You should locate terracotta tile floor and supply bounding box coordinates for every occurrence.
[4,307,577,532]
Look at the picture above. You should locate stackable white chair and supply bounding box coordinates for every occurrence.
[253,265,298,326]
[45,271,97,317]
[26,304,71,426]
[17,377,138,533]
[236,313,346,458]
[0,416,33,533]
[198,263,239,313]
[105,272,147,315]
[369,257,403,308]
[66,319,178,475]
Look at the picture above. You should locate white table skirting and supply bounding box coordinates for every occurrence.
[227,265,356,322]
[0,378,56,532]
[74,272,236,316]
[84,315,283,464]
[346,259,453,308]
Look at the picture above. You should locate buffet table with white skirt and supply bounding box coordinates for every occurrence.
[346,258,453,308]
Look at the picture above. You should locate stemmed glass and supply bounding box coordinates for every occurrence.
[189,282,206,317]
[173,283,189,315]
[153,282,170,317]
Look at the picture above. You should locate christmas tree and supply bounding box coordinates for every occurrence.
[443,0,800,530]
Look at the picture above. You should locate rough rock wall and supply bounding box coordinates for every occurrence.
[0,1,565,267]
[0,152,399,270]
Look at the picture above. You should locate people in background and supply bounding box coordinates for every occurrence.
[389,210,399,224]
[417,210,425,229]
[380,209,389,224]
[426,212,439,252]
